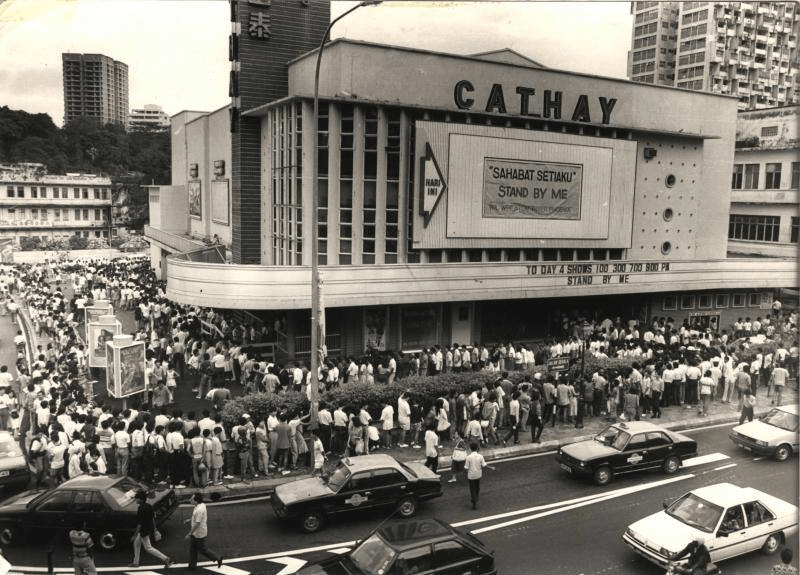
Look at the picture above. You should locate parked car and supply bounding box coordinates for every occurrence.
[271,454,442,533]
[729,404,799,461]
[296,518,496,575]
[0,431,30,493]
[623,483,798,567]
[555,421,697,485]
[0,474,177,550]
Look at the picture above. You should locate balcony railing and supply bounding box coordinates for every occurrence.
[0,219,109,228]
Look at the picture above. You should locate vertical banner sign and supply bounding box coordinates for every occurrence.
[420,143,446,226]
[0,238,13,263]
[364,307,388,351]
[483,158,583,220]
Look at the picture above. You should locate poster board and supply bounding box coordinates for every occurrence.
[88,320,121,368]
[106,340,146,398]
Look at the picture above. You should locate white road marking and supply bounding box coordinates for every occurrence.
[753,457,764,461]
[180,495,273,508]
[204,566,251,575]
[682,452,729,468]
[327,547,352,555]
[469,473,695,535]
[714,463,738,471]
[268,557,307,575]
[681,422,737,433]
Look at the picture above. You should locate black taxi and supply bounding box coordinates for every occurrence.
[555,421,697,486]
[271,454,442,533]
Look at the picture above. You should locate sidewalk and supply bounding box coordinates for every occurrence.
[181,386,797,504]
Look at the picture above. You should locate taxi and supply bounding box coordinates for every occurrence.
[623,483,798,567]
[271,454,442,533]
[729,404,798,461]
[555,421,697,485]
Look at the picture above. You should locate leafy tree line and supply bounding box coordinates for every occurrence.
[0,106,171,232]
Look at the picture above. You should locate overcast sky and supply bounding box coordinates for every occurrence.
[0,0,633,127]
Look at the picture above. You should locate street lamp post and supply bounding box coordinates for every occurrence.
[310,1,381,427]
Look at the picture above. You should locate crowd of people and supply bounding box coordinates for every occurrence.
[0,254,795,494]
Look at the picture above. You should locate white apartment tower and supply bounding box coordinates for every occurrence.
[628,1,800,110]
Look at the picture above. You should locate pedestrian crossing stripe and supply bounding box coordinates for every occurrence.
[203,566,250,575]
[327,547,352,555]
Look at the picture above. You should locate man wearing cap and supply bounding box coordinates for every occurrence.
[69,524,96,575]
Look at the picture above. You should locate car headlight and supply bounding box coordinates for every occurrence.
[755,439,768,446]
[659,547,671,557]
[579,461,586,467]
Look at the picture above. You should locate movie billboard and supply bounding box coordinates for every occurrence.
[106,341,146,398]
[88,321,121,368]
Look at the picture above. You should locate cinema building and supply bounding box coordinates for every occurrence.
[145,3,795,361]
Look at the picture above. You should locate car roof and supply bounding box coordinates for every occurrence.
[343,454,402,472]
[377,518,461,548]
[610,421,669,434]
[689,483,757,507]
[775,404,798,416]
[58,473,126,490]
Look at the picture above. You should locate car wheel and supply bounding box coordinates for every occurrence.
[0,525,20,546]
[593,466,612,486]
[663,455,680,475]
[300,511,324,534]
[397,497,418,518]
[761,532,782,555]
[97,531,118,551]
[774,444,792,462]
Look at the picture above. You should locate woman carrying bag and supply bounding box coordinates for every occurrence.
[449,438,467,483]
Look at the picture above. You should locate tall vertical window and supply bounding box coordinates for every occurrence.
[82,188,88,199]
[16,186,23,198]
[744,164,759,189]
[385,109,401,264]
[31,186,38,198]
[94,209,101,220]
[728,214,780,242]
[40,187,47,199]
[5,186,13,198]
[765,163,781,189]
[94,189,100,199]
[790,217,799,244]
[791,162,799,189]
[338,104,354,265]
[317,102,329,265]
[731,164,743,189]
[74,208,81,220]
[270,102,303,266]
[74,188,80,199]
[40,209,48,220]
[362,107,378,264]
[31,208,38,220]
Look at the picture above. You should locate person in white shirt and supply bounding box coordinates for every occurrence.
[464,442,494,510]
[379,401,394,448]
[185,492,223,569]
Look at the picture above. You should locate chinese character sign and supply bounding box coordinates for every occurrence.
[249,11,272,39]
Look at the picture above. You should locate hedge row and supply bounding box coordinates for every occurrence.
[220,340,777,426]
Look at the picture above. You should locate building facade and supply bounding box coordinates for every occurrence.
[62,53,129,127]
[729,105,799,258]
[0,164,112,246]
[146,34,795,361]
[628,1,800,110]
[128,104,170,131]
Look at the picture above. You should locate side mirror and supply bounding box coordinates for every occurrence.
[717,529,730,537]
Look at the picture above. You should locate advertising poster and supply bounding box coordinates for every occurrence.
[118,342,146,398]
[106,341,116,397]
[364,307,388,351]
[85,303,113,339]
[188,180,202,218]
[482,158,582,220]
[88,322,121,368]
[0,238,13,263]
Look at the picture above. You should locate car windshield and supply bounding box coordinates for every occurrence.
[595,426,630,451]
[761,409,799,432]
[0,440,19,457]
[350,533,396,575]
[326,464,352,492]
[665,493,723,533]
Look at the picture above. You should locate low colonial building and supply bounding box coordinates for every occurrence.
[0,163,112,247]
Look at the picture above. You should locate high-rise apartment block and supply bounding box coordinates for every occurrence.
[628,1,800,110]
[62,53,129,127]
[128,104,170,131]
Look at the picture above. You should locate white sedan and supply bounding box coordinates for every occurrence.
[729,404,799,461]
[623,483,798,567]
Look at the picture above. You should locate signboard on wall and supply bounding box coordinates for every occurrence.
[212,179,230,225]
[482,158,582,220]
[188,180,202,218]
[0,238,13,263]
[364,307,388,351]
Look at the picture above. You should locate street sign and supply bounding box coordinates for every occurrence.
[420,142,446,226]
[547,357,570,372]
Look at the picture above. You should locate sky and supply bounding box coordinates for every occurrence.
[0,0,633,127]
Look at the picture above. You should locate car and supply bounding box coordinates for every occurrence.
[729,404,799,461]
[0,473,177,550]
[0,432,30,493]
[555,421,698,485]
[296,518,496,575]
[271,453,442,533]
[623,483,799,567]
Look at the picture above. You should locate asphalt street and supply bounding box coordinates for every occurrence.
[3,422,797,574]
